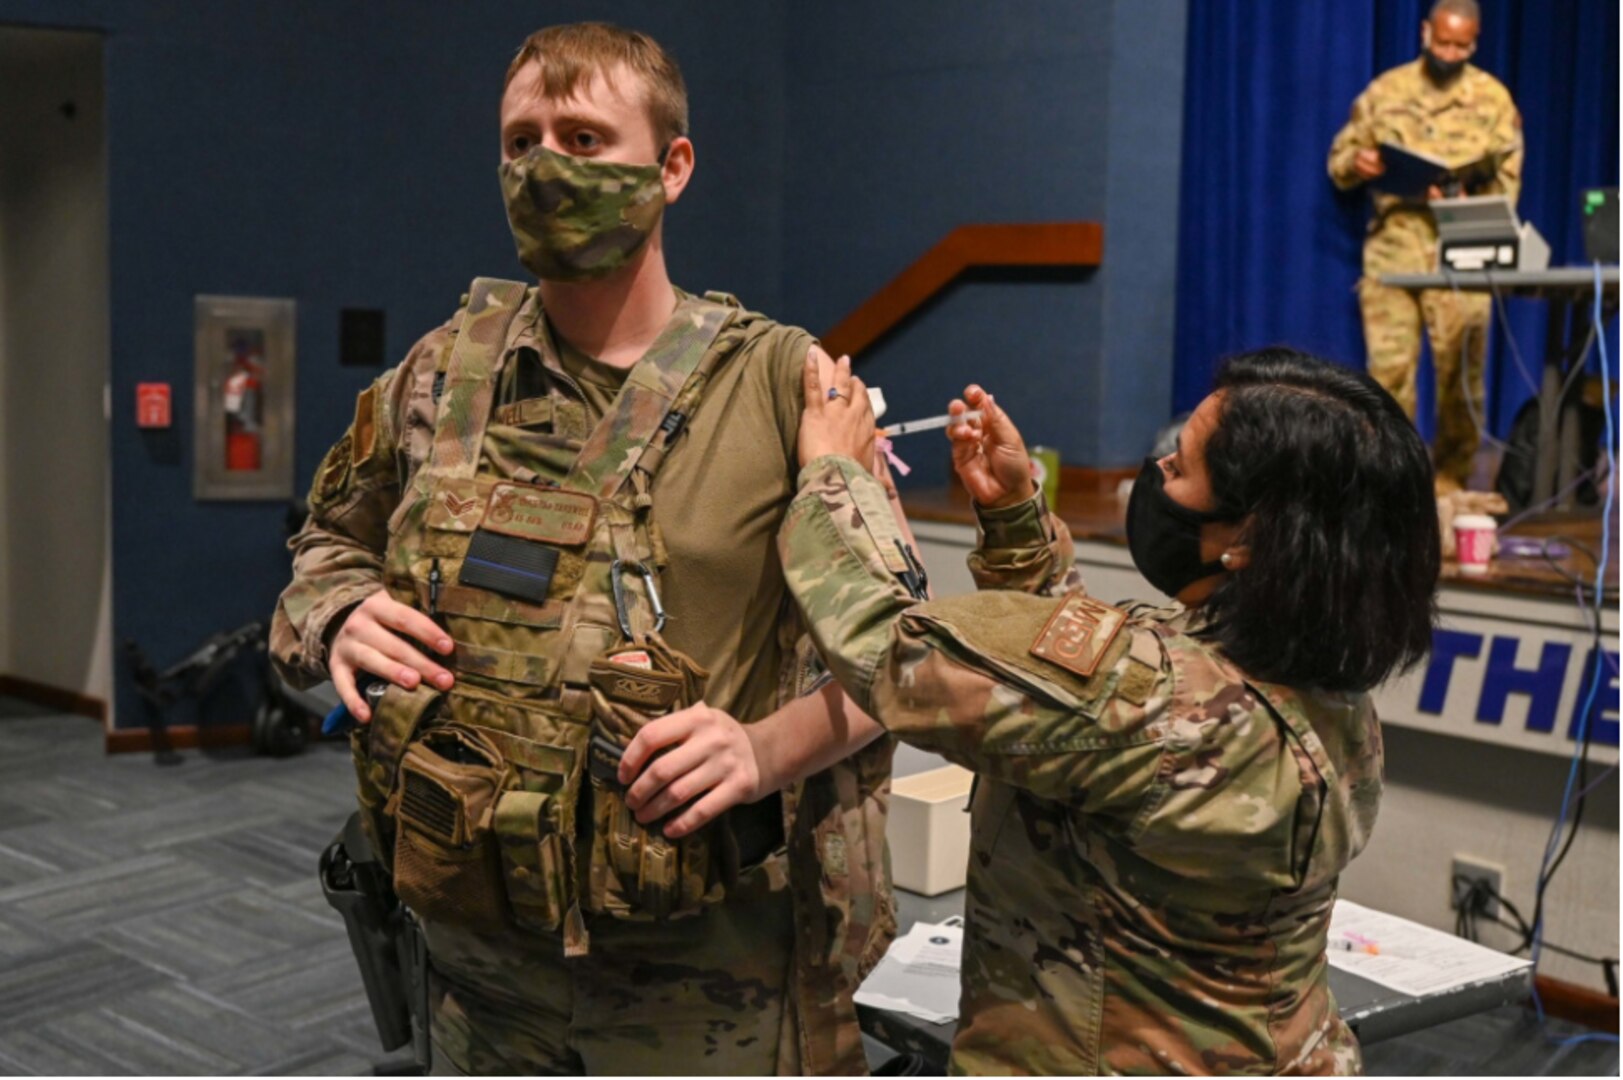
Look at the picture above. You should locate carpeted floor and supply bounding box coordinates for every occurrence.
[0,696,1614,1076]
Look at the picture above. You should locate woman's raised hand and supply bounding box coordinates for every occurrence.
[948,385,1038,509]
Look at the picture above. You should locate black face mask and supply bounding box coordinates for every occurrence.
[1125,457,1235,598]
[1423,49,1466,82]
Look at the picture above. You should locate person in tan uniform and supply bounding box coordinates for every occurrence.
[1328,0,1523,493]
[272,23,898,1075]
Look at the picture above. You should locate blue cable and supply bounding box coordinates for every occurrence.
[1525,261,1617,1047]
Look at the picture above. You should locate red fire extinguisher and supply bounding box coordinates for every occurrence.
[222,336,265,471]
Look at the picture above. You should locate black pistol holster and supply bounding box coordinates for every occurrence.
[320,811,431,1071]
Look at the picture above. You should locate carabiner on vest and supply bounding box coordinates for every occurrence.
[610,559,667,639]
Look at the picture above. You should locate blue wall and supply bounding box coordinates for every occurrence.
[0,1,788,729]
[780,0,1188,485]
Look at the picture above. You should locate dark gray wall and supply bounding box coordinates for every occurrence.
[780,0,1187,485]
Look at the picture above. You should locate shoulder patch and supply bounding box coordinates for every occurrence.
[1030,594,1127,678]
[350,384,379,467]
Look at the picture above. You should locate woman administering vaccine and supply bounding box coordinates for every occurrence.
[781,348,1440,1075]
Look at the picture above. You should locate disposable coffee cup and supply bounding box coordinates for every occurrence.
[1453,514,1497,574]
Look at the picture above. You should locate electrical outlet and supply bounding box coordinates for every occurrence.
[1451,855,1506,918]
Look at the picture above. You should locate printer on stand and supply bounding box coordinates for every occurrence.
[1432,195,1550,273]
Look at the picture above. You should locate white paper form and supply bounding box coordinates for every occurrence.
[855,920,964,1024]
[1327,900,1532,998]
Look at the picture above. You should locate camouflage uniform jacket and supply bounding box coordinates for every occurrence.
[1328,58,1523,276]
[782,457,1385,1076]
[270,292,895,1077]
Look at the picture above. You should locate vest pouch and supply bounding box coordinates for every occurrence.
[478,725,578,935]
[349,728,393,871]
[585,739,731,921]
[493,790,568,932]
[385,724,511,934]
[351,681,447,872]
[584,640,732,921]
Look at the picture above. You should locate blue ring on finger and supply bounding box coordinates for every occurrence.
[827,387,842,401]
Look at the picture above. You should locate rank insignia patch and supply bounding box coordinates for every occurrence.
[440,491,481,523]
[1030,595,1127,678]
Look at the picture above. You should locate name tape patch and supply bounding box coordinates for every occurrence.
[1030,595,1128,678]
[481,482,598,547]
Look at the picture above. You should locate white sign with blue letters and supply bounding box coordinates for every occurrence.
[1374,583,1618,762]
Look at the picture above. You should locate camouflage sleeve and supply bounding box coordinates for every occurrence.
[1327,87,1375,191]
[967,491,1079,596]
[782,455,1169,812]
[269,325,447,686]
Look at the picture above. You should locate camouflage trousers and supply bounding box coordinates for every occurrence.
[424,854,794,1075]
[1357,277,1490,484]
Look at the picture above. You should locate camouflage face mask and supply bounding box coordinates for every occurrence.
[499,146,667,283]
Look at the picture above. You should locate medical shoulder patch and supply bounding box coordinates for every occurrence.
[1030,595,1128,678]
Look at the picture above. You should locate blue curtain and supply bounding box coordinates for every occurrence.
[1172,0,1620,440]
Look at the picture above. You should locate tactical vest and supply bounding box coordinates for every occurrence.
[351,278,775,956]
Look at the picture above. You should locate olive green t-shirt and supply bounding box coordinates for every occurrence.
[502,303,812,723]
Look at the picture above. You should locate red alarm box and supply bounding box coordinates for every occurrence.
[136,383,171,429]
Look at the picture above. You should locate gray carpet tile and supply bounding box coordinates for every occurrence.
[0,851,237,935]
[0,907,58,960]
[0,773,132,824]
[101,982,313,1070]
[0,1023,133,1075]
[96,887,347,982]
[0,697,1616,1077]
[0,840,62,892]
[195,940,372,1031]
[170,819,345,889]
[0,940,169,1031]
[16,1001,247,1075]
[0,802,51,832]
[0,702,382,1075]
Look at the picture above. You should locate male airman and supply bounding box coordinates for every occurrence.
[1328,0,1523,493]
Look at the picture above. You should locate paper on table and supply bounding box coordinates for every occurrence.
[855,920,964,1024]
[1327,900,1532,998]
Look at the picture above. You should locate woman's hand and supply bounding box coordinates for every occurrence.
[948,384,1039,509]
[797,348,876,470]
[618,704,771,839]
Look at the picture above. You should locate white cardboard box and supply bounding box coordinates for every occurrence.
[887,764,974,896]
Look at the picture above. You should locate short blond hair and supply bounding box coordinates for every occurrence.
[505,23,689,148]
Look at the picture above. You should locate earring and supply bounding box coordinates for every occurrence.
[1220,552,1234,568]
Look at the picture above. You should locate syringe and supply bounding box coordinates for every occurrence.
[881,410,983,438]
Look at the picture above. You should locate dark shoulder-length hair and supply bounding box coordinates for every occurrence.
[1200,348,1441,693]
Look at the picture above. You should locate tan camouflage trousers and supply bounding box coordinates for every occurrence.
[424,855,793,1075]
[1357,277,1490,484]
